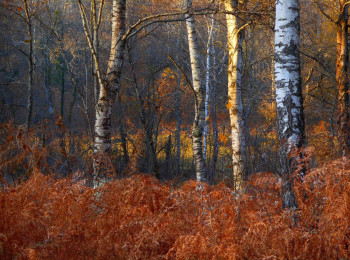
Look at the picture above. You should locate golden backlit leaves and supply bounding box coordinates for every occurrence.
[218,134,228,144]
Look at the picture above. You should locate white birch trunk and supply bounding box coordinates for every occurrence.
[274,0,305,208]
[225,0,246,190]
[203,15,215,161]
[93,0,126,185]
[184,0,207,182]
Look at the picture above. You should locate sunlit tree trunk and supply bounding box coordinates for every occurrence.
[336,1,350,156]
[184,0,207,182]
[93,0,126,182]
[225,0,246,190]
[274,0,305,209]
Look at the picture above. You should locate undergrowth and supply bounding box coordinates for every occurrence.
[1,123,350,259]
[0,158,350,259]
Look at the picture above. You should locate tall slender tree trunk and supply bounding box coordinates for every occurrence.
[336,1,350,156]
[175,33,182,176]
[24,0,34,130]
[93,0,126,182]
[60,59,66,118]
[274,0,305,209]
[184,0,207,182]
[225,0,246,190]
[211,51,219,183]
[203,15,215,161]
[175,70,182,176]
[91,0,104,105]
[92,25,99,105]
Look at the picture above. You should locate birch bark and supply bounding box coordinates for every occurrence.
[203,14,215,161]
[184,0,207,182]
[92,0,126,182]
[225,0,246,190]
[274,0,305,208]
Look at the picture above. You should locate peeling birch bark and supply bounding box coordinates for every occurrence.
[225,0,246,190]
[274,0,305,208]
[184,0,207,182]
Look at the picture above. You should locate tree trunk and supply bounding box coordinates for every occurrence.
[211,51,219,183]
[225,0,246,190]
[336,1,350,156]
[204,15,215,161]
[60,59,66,118]
[175,70,182,176]
[24,0,34,130]
[184,0,207,182]
[175,35,182,176]
[274,0,305,209]
[93,0,126,183]
[91,0,103,105]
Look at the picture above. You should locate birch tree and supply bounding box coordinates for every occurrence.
[184,0,207,182]
[78,0,127,184]
[225,0,246,190]
[274,0,305,208]
[91,0,104,104]
[203,14,215,161]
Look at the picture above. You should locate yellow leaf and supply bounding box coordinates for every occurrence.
[24,40,31,43]
[226,102,232,110]
[205,115,210,121]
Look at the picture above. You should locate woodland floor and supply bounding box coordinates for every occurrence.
[1,157,350,259]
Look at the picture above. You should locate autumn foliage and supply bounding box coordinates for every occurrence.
[0,154,349,259]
